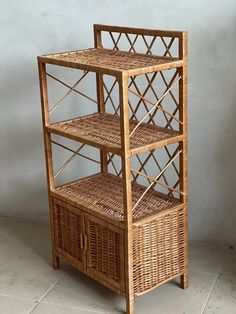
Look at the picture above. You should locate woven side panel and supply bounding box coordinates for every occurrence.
[133,208,185,294]
[87,219,121,284]
[54,202,83,262]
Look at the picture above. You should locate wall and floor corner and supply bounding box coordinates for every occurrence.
[0,0,236,245]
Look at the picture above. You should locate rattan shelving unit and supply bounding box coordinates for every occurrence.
[38,24,188,314]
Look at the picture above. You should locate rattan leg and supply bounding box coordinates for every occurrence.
[52,253,60,269]
[180,272,188,289]
[126,296,134,314]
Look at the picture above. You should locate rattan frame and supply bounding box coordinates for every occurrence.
[38,24,188,314]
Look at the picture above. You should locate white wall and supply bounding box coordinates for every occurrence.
[1,0,236,244]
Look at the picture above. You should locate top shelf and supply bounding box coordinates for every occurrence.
[39,48,183,76]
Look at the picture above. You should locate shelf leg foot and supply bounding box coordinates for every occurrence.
[126,296,134,314]
[180,272,188,289]
[52,254,60,270]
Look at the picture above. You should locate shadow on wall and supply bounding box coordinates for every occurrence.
[0,60,98,221]
[0,62,51,220]
[213,93,236,244]
[188,23,236,245]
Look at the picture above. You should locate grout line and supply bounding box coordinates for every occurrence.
[40,301,107,313]
[0,215,50,225]
[39,299,108,314]
[0,293,33,302]
[28,273,65,313]
[201,265,222,314]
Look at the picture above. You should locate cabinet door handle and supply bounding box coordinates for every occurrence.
[84,234,88,251]
[80,233,83,249]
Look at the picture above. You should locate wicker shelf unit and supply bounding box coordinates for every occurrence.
[38,24,188,314]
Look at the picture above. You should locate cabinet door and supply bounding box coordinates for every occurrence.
[53,198,85,270]
[85,214,124,291]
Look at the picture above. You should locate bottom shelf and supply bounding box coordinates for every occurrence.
[53,173,182,224]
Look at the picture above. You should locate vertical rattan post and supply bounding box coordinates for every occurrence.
[119,73,134,314]
[94,25,108,173]
[38,59,59,269]
[179,32,188,288]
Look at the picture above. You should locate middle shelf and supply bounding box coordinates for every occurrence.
[47,113,183,156]
[51,173,183,228]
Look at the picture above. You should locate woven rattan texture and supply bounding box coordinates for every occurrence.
[133,208,185,294]
[54,204,83,262]
[56,173,181,221]
[54,197,184,295]
[87,218,122,284]
[51,113,179,150]
[47,48,178,71]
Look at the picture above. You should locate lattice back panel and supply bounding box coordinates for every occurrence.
[107,143,181,200]
[101,30,179,58]
[103,75,120,115]
[100,28,181,128]
[128,69,180,131]
[103,69,180,130]
[103,66,181,179]
[131,143,181,199]
[107,153,122,177]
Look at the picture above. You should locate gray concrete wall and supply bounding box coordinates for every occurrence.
[1,0,236,244]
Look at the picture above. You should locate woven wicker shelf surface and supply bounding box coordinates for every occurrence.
[40,48,182,75]
[47,113,181,155]
[54,173,182,223]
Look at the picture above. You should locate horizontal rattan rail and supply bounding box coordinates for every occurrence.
[94,24,185,38]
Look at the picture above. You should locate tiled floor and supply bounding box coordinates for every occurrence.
[0,217,235,314]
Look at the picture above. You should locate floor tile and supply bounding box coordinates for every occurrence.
[203,275,236,314]
[0,294,35,314]
[220,247,236,278]
[135,269,216,314]
[0,218,64,301]
[220,262,236,279]
[32,302,100,314]
[42,266,124,313]
[188,242,224,274]
[0,217,51,264]
[43,265,216,314]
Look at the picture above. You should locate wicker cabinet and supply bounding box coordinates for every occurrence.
[38,24,188,314]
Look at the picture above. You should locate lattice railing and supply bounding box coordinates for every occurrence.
[107,142,182,202]
[98,26,183,196]
[103,69,181,129]
[50,137,183,203]
[103,75,120,115]
[100,27,179,58]
[131,145,182,209]
[46,67,97,123]
[51,136,100,185]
